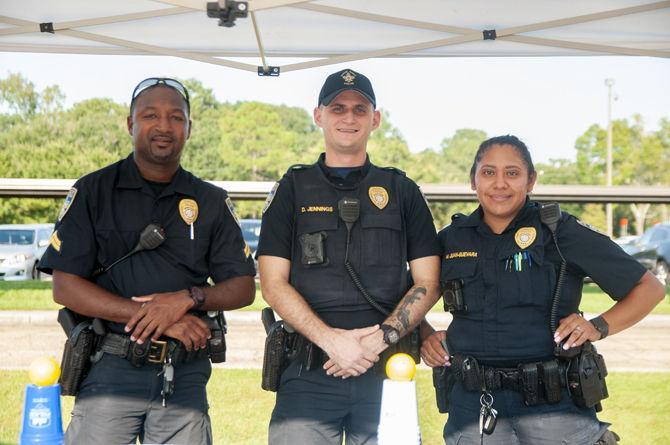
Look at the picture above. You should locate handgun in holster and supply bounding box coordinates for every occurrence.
[432,365,454,413]
[566,341,609,410]
[261,307,297,392]
[57,308,105,396]
[206,311,227,363]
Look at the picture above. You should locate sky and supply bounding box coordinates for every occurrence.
[1,52,669,164]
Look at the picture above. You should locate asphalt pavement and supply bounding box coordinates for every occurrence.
[1,311,668,372]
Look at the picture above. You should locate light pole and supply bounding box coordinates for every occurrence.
[604,78,615,238]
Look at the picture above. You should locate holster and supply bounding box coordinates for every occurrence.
[205,311,227,363]
[432,365,454,413]
[57,309,97,397]
[261,320,296,392]
[566,341,609,410]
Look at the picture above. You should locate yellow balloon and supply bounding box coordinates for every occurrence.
[28,356,61,387]
[385,353,416,381]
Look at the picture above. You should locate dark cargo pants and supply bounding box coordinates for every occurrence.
[65,354,212,445]
[443,383,610,445]
[269,360,385,445]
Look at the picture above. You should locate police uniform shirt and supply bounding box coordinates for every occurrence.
[257,153,440,328]
[40,154,255,331]
[439,200,646,365]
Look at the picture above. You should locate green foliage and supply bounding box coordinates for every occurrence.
[1,73,669,226]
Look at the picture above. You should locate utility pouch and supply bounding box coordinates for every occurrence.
[520,363,542,406]
[567,342,609,409]
[128,341,150,368]
[58,308,96,397]
[261,320,293,392]
[432,366,454,413]
[299,232,327,266]
[442,279,466,312]
[460,356,481,392]
[540,360,562,404]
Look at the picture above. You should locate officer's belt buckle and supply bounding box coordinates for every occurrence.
[147,340,168,363]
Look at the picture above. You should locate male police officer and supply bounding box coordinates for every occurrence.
[257,69,441,444]
[38,78,256,444]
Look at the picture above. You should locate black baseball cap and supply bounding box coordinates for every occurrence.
[318,69,376,109]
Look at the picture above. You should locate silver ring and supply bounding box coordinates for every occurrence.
[575,326,583,332]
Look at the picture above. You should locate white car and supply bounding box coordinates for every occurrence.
[0,224,54,280]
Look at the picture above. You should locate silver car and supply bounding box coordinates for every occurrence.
[0,223,54,280]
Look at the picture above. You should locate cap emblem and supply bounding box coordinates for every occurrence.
[341,70,356,85]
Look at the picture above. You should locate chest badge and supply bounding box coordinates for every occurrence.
[368,186,389,210]
[179,199,199,240]
[514,227,536,249]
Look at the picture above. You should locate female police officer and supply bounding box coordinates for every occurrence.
[421,135,665,445]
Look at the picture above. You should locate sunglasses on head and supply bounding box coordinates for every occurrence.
[130,78,190,111]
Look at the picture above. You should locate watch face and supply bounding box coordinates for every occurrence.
[388,330,400,344]
[383,326,400,345]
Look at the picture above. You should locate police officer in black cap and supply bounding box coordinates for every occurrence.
[257,68,441,444]
[421,135,664,445]
[38,77,256,444]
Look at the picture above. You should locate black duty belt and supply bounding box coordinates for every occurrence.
[452,355,567,405]
[99,332,207,367]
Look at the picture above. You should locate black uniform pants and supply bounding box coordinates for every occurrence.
[269,360,384,445]
[65,354,212,445]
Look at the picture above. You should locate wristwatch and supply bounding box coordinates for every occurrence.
[189,286,206,308]
[380,324,400,346]
[589,315,609,340]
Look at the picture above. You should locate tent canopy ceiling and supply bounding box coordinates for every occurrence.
[1,0,669,73]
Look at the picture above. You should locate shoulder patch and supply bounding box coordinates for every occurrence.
[58,187,77,222]
[576,219,608,237]
[225,197,241,228]
[263,182,280,214]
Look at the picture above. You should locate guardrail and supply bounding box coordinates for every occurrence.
[1,178,669,203]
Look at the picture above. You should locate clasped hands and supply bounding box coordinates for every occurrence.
[124,290,211,351]
[322,325,386,379]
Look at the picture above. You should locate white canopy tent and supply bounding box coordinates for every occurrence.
[1,0,669,76]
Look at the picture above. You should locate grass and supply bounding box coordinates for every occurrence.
[1,281,669,314]
[0,370,667,445]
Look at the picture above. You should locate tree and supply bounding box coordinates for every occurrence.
[574,115,670,234]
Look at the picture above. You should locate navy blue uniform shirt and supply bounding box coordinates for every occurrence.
[439,200,646,365]
[258,153,440,328]
[40,154,255,331]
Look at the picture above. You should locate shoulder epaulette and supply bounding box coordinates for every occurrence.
[451,213,465,222]
[289,163,312,170]
[379,166,406,176]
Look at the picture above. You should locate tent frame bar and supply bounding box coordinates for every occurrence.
[0,1,667,72]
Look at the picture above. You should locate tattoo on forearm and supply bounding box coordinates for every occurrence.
[392,286,426,332]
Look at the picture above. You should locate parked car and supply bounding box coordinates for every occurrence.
[240,219,261,272]
[613,235,639,247]
[622,223,670,287]
[0,224,54,281]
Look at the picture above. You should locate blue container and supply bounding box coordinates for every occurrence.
[19,384,64,445]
